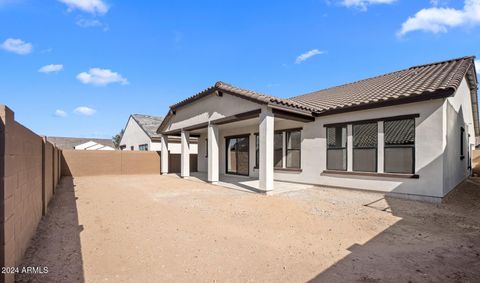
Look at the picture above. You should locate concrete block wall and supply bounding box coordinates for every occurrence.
[0,105,62,283]
[61,150,161,177]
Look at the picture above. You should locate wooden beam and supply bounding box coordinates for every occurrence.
[272,108,315,122]
[211,109,262,125]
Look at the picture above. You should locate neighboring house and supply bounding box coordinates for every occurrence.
[74,141,115,150]
[119,114,198,154]
[157,56,479,202]
[47,136,115,150]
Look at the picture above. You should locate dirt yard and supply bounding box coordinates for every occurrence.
[16,175,480,282]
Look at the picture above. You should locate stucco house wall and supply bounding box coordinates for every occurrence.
[120,116,197,153]
[195,97,447,199]
[120,117,151,151]
[443,77,476,196]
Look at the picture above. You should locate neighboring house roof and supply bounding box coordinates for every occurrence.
[74,141,115,150]
[158,56,478,135]
[47,136,114,149]
[131,114,164,138]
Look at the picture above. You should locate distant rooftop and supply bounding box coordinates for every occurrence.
[131,114,164,138]
[47,136,114,150]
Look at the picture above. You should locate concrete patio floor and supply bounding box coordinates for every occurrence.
[16,175,480,282]
[178,172,314,194]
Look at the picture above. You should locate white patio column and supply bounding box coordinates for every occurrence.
[347,124,353,171]
[180,130,190,178]
[259,107,274,192]
[160,134,169,175]
[207,123,219,183]
[377,121,384,173]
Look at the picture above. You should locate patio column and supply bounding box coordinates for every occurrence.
[377,121,384,173]
[259,107,274,192]
[207,123,219,183]
[347,124,353,171]
[181,130,190,178]
[160,134,169,175]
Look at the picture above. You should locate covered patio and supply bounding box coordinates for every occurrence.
[157,82,316,193]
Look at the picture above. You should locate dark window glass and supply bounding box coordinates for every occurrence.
[255,134,259,168]
[139,144,148,151]
[353,123,377,172]
[130,146,134,151]
[274,132,283,168]
[226,136,249,176]
[327,126,347,170]
[460,127,465,159]
[205,138,208,158]
[384,119,415,174]
[286,130,301,168]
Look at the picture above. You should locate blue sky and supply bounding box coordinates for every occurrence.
[0,0,479,138]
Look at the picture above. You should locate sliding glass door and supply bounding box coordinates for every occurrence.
[226,135,249,176]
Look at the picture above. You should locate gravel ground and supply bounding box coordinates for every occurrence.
[16,175,480,282]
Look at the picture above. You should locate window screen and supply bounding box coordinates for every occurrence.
[274,132,283,167]
[353,123,377,172]
[384,118,415,174]
[255,134,259,168]
[286,130,301,168]
[327,126,347,171]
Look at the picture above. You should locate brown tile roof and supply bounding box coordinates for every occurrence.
[160,56,478,135]
[170,81,316,112]
[290,56,476,114]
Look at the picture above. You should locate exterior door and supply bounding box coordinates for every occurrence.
[226,135,249,176]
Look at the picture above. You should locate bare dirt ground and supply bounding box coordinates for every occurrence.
[16,175,480,282]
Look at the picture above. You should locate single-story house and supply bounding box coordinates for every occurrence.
[119,114,198,153]
[156,56,478,202]
[47,136,115,150]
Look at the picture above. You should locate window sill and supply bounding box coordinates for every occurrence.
[274,167,302,173]
[322,170,419,179]
[253,167,303,173]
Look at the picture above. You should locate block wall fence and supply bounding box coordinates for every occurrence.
[0,105,62,283]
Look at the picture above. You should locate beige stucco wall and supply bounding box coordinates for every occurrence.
[120,116,197,154]
[443,78,476,195]
[61,150,161,177]
[165,92,261,132]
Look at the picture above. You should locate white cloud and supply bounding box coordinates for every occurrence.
[340,0,396,11]
[76,68,129,86]
[76,18,109,31]
[58,0,108,15]
[475,59,480,75]
[1,38,32,55]
[74,106,96,116]
[398,0,480,36]
[54,109,68,117]
[295,49,325,64]
[39,64,64,73]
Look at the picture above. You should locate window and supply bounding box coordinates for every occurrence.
[139,144,148,151]
[353,123,377,172]
[120,145,126,150]
[205,138,208,158]
[274,132,283,168]
[384,118,415,174]
[460,127,465,160]
[286,130,301,168]
[130,146,134,151]
[255,134,259,168]
[327,126,347,171]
